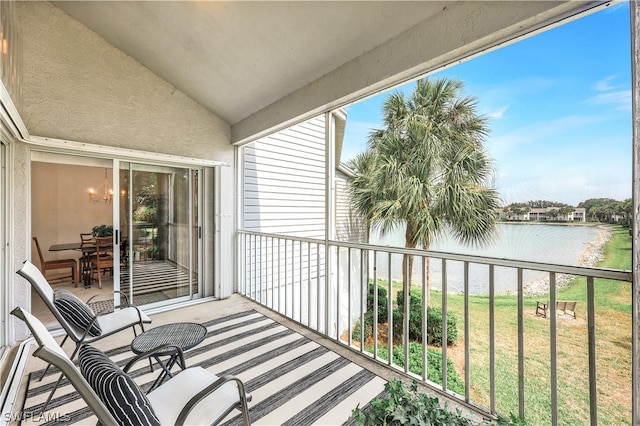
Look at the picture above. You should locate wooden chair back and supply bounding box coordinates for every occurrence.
[32,237,77,285]
[91,237,114,288]
[80,232,95,246]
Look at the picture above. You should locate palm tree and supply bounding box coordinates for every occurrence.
[349,78,500,303]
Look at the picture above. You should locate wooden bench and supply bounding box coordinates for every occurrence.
[536,300,577,319]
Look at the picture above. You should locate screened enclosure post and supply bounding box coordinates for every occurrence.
[629,2,640,424]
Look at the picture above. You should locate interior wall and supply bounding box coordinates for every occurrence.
[31,162,112,265]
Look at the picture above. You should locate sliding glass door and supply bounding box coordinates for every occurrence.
[118,162,201,306]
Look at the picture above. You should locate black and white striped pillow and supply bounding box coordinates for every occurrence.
[53,289,102,336]
[79,345,160,426]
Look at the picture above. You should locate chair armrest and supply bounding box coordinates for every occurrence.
[175,375,251,426]
[122,344,186,374]
[114,291,132,308]
[85,293,148,327]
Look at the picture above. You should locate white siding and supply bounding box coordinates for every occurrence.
[335,168,367,243]
[243,115,326,238]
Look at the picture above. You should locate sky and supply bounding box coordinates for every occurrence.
[341,2,632,207]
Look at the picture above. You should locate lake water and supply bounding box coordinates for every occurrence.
[369,223,603,294]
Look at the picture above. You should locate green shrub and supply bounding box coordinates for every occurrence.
[352,284,390,342]
[374,343,465,395]
[366,282,389,323]
[426,306,458,346]
[352,311,374,342]
[394,290,458,346]
[351,379,472,425]
[494,413,528,425]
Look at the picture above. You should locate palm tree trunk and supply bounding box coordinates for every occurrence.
[422,254,431,308]
[403,225,418,296]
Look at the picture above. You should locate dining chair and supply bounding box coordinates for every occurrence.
[78,232,97,286]
[12,307,251,426]
[32,237,78,287]
[90,236,114,289]
[80,232,95,245]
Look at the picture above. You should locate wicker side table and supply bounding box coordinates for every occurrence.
[131,322,207,390]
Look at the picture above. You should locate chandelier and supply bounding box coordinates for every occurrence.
[88,169,114,203]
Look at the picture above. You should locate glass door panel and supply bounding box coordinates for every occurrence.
[119,162,200,306]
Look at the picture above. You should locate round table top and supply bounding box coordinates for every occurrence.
[131,322,207,355]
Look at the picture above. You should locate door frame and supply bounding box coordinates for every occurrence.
[26,140,223,307]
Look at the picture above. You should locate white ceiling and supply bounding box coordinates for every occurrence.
[51,1,607,144]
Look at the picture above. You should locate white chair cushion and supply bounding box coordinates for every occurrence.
[147,367,241,425]
[96,307,151,335]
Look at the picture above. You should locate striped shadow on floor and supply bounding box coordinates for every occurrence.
[19,310,386,425]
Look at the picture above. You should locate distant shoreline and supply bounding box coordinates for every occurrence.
[522,225,612,296]
[497,220,599,227]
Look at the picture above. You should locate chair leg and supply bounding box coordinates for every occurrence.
[40,372,64,413]
[38,335,69,381]
[41,342,84,410]
[38,363,53,382]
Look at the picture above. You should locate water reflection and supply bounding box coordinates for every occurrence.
[369,223,603,294]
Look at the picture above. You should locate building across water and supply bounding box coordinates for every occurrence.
[497,206,586,222]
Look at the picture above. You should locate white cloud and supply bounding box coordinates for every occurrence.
[487,105,509,119]
[587,75,631,110]
[586,90,631,110]
[591,75,618,92]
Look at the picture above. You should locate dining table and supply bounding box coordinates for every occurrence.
[49,242,96,288]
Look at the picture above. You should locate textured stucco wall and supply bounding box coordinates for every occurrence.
[7,1,239,340]
[10,141,31,341]
[15,1,232,164]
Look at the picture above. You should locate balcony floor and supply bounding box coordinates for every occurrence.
[9,294,483,425]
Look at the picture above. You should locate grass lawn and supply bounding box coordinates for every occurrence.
[381,225,632,425]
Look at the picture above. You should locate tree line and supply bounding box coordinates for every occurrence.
[504,198,632,224]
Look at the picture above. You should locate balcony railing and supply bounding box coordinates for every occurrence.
[237,230,633,425]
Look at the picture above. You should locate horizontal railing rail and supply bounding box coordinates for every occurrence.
[237,230,632,425]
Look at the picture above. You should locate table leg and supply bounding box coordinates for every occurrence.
[82,252,92,288]
[148,354,180,391]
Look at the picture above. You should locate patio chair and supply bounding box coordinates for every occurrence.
[32,237,78,287]
[16,260,151,411]
[11,307,252,426]
[90,236,114,289]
